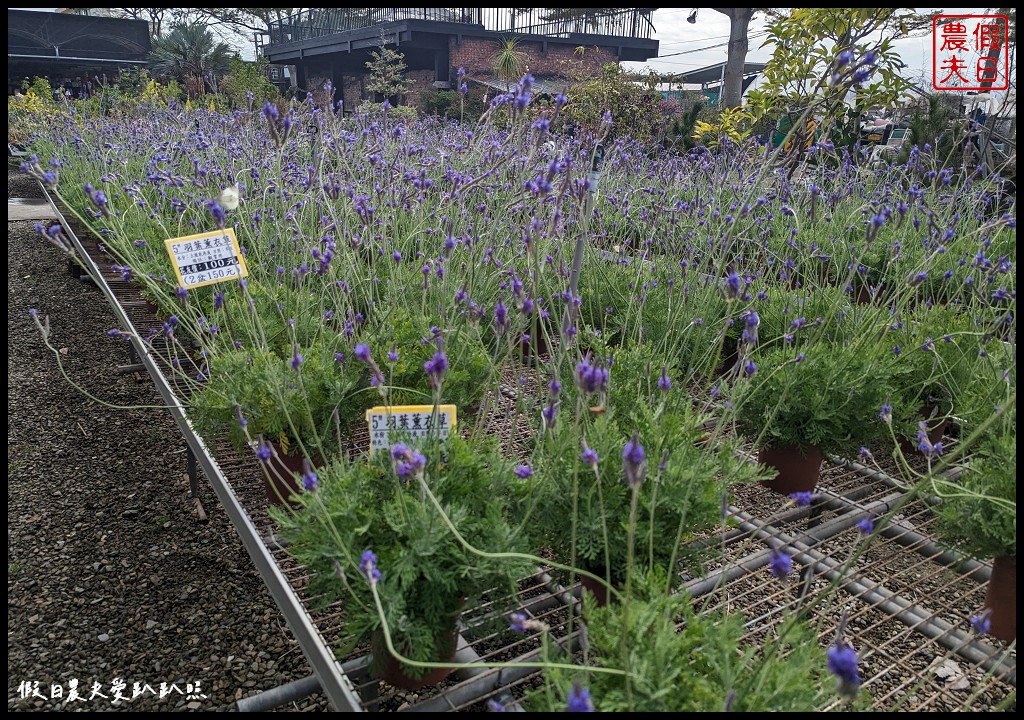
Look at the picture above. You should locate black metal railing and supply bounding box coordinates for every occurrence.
[263,7,655,46]
[482,7,655,39]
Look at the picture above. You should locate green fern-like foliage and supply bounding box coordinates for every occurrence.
[271,435,531,679]
[935,418,1016,560]
[528,570,836,711]
[521,344,766,586]
[188,342,362,454]
[373,306,492,411]
[731,339,895,456]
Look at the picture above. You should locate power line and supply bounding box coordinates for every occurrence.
[657,30,769,59]
[659,33,732,48]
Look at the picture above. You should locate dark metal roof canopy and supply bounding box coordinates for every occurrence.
[678,61,766,87]
[8,9,151,64]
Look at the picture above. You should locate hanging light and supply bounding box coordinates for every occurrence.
[687,10,698,24]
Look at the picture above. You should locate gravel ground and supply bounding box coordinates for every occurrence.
[7,200,329,711]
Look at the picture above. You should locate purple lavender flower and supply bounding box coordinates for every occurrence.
[291,352,303,370]
[741,311,760,347]
[256,443,272,463]
[542,403,558,428]
[916,422,944,456]
[392,444,427,479]
[359,549,382,584]
[857,516,875,535]
[622,432,646,488]
[879,404,892,424]
[387,346,399,363]
[494,300,509,334]
[514,465,533,479]
[768,549,792,580]
[235,405,248,428]
[567,681,593,712]
[970,609,992,635]
[827,641,861,697]
[837,48,855,67]
[355,344,372,363]
[724,272,742,300]
[424,350,448,388]
[658,368,672,392]
[207,200,226,229]
[789,491,814,507]
[509,612,529,633]
[301,459,318,491]
[858,446,874,464]
[486,698,505,712]
[390,443,411,460]
[581,445,599,468]
[743,359,757,377]
[574,355,609,396]
[852,66,872,84]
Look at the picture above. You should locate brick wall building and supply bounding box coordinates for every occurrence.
[260,8,657,110]
[449,36,616,81]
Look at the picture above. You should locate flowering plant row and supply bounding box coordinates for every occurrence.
[20,65,1015,709]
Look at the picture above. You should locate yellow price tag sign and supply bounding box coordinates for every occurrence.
[164,228,249,291]
[365,405,457,454]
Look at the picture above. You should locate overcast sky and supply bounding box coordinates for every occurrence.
[620,7,1000,89]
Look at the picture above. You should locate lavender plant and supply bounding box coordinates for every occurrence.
[17,51,1015,710]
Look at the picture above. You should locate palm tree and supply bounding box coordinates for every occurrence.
[492,37,527,90]
[149,23,234,97]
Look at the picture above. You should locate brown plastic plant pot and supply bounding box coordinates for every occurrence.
[757,444,823,495]
[371,624,460,691]
[264,441,318,508]
[983,555,1016,643]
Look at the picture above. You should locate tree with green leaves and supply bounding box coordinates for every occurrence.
[149,23,235,97]
[219,56,280,108]
[175,8,312,44]
[746,9,938,152]
[365,43,412,103]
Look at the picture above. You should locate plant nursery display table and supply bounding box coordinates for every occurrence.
[31,181,1015,713]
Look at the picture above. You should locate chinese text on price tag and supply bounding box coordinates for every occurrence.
[366,405,457,454]
[164,228,248,290]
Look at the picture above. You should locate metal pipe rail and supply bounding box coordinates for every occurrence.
[39,186,367,712]
[728,505,1016,686]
